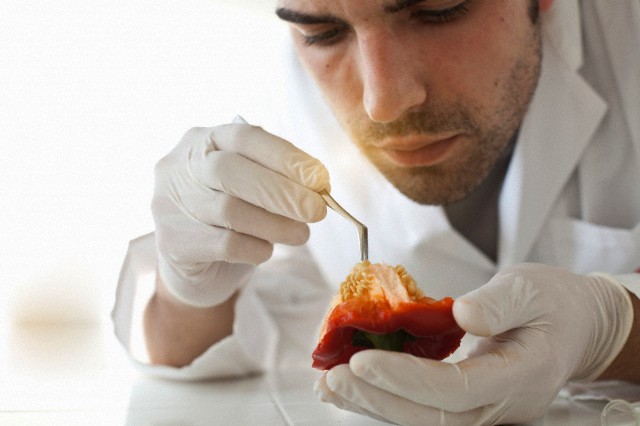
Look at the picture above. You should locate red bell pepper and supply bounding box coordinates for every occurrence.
[312,261,465,370]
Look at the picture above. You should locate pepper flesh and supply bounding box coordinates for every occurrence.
[312,261,465,370]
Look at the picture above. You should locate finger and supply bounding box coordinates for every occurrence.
[325,364,486,426]
[350,351,471,410]
[185,124,329,222]
[349,342,540,413]
[452,264,558,336]
[191,149,327,223]
[185,190,310,246]
[154,150,311,245]
[210,123,330,192]
[154,211,274,265]
[314,374,391,423]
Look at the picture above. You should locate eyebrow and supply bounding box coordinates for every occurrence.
[275,8,343,25]
[275,0,426,24]
[383,0,427,13]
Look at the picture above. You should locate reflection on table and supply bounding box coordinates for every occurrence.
[0,324,611,425]
[126,368,607,426]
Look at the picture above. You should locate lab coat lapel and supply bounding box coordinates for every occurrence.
[591,1,640,157]
[497,1,608,268]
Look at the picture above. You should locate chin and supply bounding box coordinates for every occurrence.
[380,168,481,206]
[396,185,475,206]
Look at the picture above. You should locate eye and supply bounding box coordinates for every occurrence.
[412,0,470,24]
[296,24,348,47]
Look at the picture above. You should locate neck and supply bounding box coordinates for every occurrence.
[444,142,514,262]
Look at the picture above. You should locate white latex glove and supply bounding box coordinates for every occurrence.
[151,118,329,307]
[316,263,634,426]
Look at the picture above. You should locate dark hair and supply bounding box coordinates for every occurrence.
[529,0,540,23]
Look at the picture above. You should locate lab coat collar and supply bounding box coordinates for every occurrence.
[541,0,583,72]
[497,1,608,268]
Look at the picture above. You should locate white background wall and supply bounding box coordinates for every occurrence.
[0,1,285,327]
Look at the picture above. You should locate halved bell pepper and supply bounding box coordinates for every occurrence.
[312,261,465,370]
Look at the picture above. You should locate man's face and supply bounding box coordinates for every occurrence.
[277,0,543,205]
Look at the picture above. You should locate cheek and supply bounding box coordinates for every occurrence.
[294,43,363,119]
[431,12,530,111]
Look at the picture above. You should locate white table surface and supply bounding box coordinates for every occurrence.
[0,324,610,425]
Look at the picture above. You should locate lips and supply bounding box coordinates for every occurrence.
[377,134,461,167]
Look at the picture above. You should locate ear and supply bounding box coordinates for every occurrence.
[539,0,553,13]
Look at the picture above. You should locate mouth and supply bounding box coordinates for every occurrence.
[376,134,461,167]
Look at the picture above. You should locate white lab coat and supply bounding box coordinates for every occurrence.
[112,0,640,380]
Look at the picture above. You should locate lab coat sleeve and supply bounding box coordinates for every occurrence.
[111,233,333,380]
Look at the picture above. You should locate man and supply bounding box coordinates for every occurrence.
[113,0,640,424]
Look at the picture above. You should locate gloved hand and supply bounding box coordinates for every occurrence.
[316,263,633,426]
[151,118,330,307]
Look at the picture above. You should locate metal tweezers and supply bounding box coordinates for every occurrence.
[320,189,368,261]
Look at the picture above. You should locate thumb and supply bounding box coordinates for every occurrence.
[453,270,543,337]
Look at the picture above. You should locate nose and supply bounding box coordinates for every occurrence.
[358,31,427,123]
